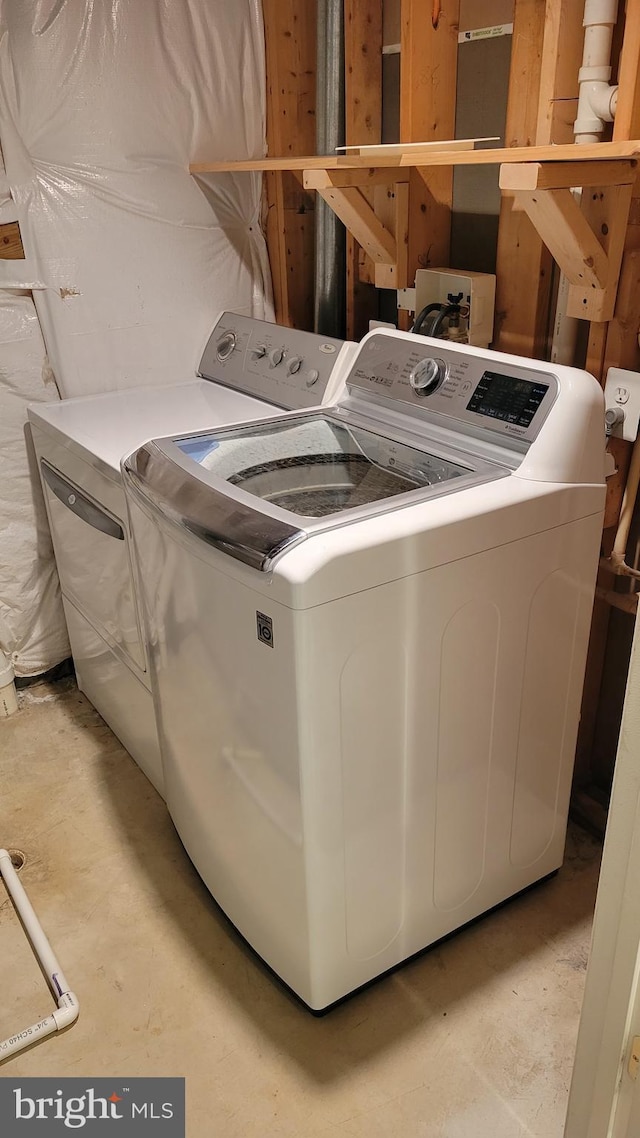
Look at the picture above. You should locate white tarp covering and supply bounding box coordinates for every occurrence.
[0,291,70,674]
[0,0,272,674]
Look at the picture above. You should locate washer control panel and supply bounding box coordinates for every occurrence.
[348,334,559,444]
[198,313,347,409]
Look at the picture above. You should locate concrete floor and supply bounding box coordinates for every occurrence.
[0,678,601,1137]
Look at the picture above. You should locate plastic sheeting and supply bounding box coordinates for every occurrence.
[0,0,273,673]
[0,291,70,674]
[0,1,272,394]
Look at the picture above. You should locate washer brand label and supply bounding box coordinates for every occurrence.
[0,1078,185,1134]
[256,611,274,647]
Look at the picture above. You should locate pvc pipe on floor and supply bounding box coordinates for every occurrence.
[0,652,18,718]
[0,850,79,1062]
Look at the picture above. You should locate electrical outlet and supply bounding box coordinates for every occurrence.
[604,367,640,441]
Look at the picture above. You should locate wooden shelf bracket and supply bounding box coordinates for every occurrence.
[304,168,411,289]
[499,160,637,323]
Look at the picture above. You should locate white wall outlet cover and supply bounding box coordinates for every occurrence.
[604,367,640,442]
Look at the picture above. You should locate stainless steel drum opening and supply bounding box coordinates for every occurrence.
[175,415,469,519]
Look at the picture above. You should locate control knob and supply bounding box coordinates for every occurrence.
[409,356,447,396]
[287,356,302,375]
[269,347,285,368]
[251,344,267,360]
[216,330,237,362]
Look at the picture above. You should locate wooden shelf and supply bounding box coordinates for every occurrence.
[190,140,640,174]
[190,141,640,325]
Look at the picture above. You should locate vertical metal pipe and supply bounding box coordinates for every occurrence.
[314,0,346,338]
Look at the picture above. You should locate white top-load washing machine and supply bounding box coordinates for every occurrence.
[28,314,355,795]
[123,328,605,1011]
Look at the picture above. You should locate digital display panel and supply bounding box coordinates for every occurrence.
[466,371,548,428]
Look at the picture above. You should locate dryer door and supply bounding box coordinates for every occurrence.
[40,460,145,674]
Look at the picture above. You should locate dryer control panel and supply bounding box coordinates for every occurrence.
[347,333,559,445]
[198,313,350,409]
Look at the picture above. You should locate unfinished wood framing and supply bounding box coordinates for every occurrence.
[263,0,316,329]
[0,221,24,259]
[493,0,551,356]
[535,0,584,146]
[499,159,637,325]
[344,0,383,340]
[398,0,459,328]
[613,0,640,142]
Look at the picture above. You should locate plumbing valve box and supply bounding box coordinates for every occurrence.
[397,269,496,348]
[604,367,640,441]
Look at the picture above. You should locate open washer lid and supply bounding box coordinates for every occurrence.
[123,408,508,572]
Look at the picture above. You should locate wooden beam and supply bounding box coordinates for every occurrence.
[500,160,637,192]
[344,0,383,341]
[398,0,458,326]
[373,180,409,289]
[304,167,408,189]
[316,185,396,263]
[535,0,584,145]
[493,0,550,357]
[515,187,610,290]
[566,182,634,321]
[613,0,640,141]
[262,0,317,329]
[0,221,24,259]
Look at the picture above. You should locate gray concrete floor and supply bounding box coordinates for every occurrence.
[0,678,602,1137]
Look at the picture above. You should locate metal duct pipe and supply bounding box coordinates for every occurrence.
[314,0,346,338]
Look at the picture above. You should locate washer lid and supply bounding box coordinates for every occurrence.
[176,414,469,517]
[123,409,508,572]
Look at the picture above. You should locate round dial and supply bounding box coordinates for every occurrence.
[305,368,320,387]
[287,356,302,375]
[269,347,285,368]
[409,356,447,396]
[252,344,267,360]
[216,330,237,362]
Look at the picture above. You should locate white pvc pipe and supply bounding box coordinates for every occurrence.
[553,0,619,364]
[0,850,79,1062]
[574,0,619,143]
[0,652,18,718]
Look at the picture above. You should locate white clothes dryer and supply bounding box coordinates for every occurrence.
[124,328,606,1010]
[28,314,355,794]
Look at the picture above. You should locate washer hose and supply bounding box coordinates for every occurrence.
[428,303,461,339]
[411,302,443,335]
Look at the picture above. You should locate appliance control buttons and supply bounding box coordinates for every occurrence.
[252,344,267,360]
[269,347,285,367]
[306,369,320,387]
[216,331,237,361]
[287,356,302,375]
[409,356,448,396]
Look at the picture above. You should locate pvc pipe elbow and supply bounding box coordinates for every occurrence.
[590,81,618,122]
[574,82,618,137]
[53,992,80,1030]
